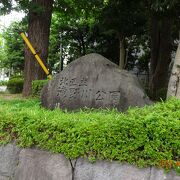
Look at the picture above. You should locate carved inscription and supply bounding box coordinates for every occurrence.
[109,91,121,105]
[95,90,121,104]
[57,77,69,98]
[57,76,91,101]
[69,78,77,86]
[69,78,79,99]
[56,76,121,105]
[80,88,92,99]
[95,90,107,101]
[59,77,68,86]
[79,77,90,98]
[69,87,79,100]
[79,77,88,86]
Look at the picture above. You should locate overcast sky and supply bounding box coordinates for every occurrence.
[0,11,25,30]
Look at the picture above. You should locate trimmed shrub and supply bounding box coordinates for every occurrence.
[32,80,48,97]
[7,77,24,94]
[0,97,179,172]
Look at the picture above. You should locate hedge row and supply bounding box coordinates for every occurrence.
[6,78,48,96]
[0,98,180,172]
[7,77,24,94]
[31,80,48,97]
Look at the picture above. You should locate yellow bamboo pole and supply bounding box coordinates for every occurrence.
[20,32,52,80]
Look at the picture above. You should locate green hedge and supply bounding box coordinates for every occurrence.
[32,80,48,97]
[7,77,24,94]
[0,98,180,172]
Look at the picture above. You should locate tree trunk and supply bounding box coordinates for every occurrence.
[119,36,125,69]
[81,36,86,56]
[149,16,172,100]
[22,0,53,96]
[167,42,180,98]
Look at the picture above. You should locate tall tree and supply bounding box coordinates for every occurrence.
[147,0,180,100]
[22,0,54,96]
[167,42,180,98]
[48,0,105,70]
[100,0,146,69]
[2,21,27,74]
[0,34,6,68]
[149,16,172,100]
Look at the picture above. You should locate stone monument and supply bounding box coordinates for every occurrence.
[41,53,151,111]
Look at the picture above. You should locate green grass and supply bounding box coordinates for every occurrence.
[0,97,180,172]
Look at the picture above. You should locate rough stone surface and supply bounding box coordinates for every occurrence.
[41,79,54,109]
[75,159,180,180]
[41,53,151,111]
[0,143,20,177]
[0,175,10,180]
[13,148,72,180]
[0,144,179,180]
[74,158,151,180]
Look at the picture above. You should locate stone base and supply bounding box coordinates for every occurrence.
[0,144,179,180]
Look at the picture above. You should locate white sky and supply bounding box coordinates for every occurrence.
[0,11,25,30]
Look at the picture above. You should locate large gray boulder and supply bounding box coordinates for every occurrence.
[41,53,151,111]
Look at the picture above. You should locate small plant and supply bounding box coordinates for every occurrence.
[7,77,24,94]
[32,80,48,97]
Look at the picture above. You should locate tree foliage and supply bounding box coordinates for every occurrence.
[0,34,6,67]
[2,20,27,74]
[1,0,180,99]
[48,0,105,71]
[0,0,12,15]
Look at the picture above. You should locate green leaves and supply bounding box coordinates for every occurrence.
[32,80,48,97]
[0,0,13,15]
[2,20,27,73]
[7,77,24,94]
[0,97,180,170]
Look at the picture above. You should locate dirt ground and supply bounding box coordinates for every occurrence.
[0,93,23,100]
